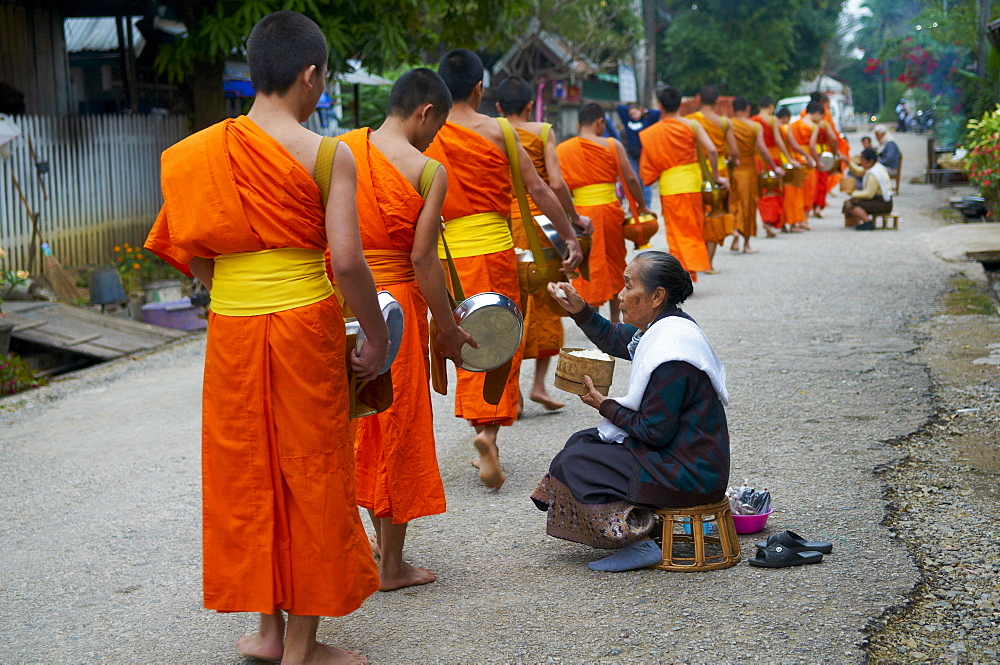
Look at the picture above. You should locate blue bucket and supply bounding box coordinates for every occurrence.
[89,268,127,305]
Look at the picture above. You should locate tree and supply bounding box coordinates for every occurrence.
[530,0,644,77]
[155,0,530,129]
[655,0,842,101]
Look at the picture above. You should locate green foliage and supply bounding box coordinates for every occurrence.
[656,0,842,100]
[0,247,27,311]
[156,0,530,83]
[944,274,998,316]
[0,353,46,397]
[111,242,182,293]
[851,0,1000,146]
[531,0,644,75]
[963,105,1000,207]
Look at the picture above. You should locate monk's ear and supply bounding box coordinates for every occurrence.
[301,64,318,90]
[494,102,503,116]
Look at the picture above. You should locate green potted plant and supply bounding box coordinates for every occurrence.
[0,246,28,356]
[963,105,1000,218]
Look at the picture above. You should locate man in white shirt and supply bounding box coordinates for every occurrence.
[844,148,893,230]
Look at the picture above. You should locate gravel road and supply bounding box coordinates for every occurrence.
[1,130,992,664]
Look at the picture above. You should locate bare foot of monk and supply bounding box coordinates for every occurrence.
[379,561,437,591]
[473,432,505,490]
[742,247,759,254]
[237,612,284,662]
[283,643,367,665]
[236,632,283,662]
[529,390,565,411]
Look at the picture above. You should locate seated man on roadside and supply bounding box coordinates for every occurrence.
[844,148,893,230]
[873,125,901,177]
[531,251,730,572]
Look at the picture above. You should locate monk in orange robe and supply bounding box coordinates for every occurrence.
[639,86,723,281]
[798,99,841,217]
[559,102,651,320]
[751,96,798,236]
[729,96,783,253]
[495,76,592,412]
[144,12,384,665]
[425,49,582,490]
[815,94,850,195]
[776,106,815,231]
[685,84,738,272]
[345,69,475,591]
[790,107,820,230]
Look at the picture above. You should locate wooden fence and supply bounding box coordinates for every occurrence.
[0,114,189,274]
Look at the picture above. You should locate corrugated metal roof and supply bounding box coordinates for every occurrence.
[64,17,145,55]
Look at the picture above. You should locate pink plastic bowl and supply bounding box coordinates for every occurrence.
[731,509,773,534]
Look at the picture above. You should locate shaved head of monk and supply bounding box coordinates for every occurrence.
[388,67,452,119]
[247,11,327,96]
[806,100,824,122]
[496,76,534,116]
[657,86,682,113]
[385,67,452,150]
[577,102,605,129]
[699,85,720,106]
[732,96,750,113]
[438,49,484,102]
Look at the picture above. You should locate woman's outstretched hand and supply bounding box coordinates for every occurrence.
[580,375,605,409]
[547,281,587,314]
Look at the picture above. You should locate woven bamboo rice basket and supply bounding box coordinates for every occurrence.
[554,347,615,395]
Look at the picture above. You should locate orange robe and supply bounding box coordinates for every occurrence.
[425,122,521,427]
[145,116,379,616]
[730,118,760,239]
[511,126,563,359]
[790,118,817,217]
[779,124,806,226]
[751,114,783,229]
[557,136,626,305]
[343,129,446,524]
[813,120,833,210]
[639,118,711,277]
[685,111,735,244]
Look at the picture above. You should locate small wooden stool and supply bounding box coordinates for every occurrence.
[876,213,899,230]
[652,499,741,571]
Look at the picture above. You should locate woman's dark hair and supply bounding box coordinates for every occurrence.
[860,147,878,163]
[635,251,693,306]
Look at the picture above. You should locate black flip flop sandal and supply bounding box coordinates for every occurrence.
[755,530,833,554]
[748,543,824,568]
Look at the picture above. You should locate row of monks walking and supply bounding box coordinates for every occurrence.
[143,10,847,664]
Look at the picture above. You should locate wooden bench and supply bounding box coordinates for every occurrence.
[876,213,899,230]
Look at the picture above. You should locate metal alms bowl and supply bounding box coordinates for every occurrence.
[345,291,405,375]
[535,215,568,256]
[453,292,523,372]
[817,151,837,172]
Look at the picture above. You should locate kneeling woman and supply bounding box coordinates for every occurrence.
[531,252,730,572]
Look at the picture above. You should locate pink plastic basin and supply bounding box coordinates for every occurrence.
[731,509,773,534]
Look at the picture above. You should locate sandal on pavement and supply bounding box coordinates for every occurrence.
[755,530,833,554]
[748,543,824,568]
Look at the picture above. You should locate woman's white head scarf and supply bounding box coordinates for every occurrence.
[872,124,894,153]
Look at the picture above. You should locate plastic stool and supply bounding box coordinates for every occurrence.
[652,499,741,571]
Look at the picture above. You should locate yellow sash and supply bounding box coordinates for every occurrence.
[571,182,617,206]
[436,212,512,259]
[211,248,333,316]
[658,162,702,196]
